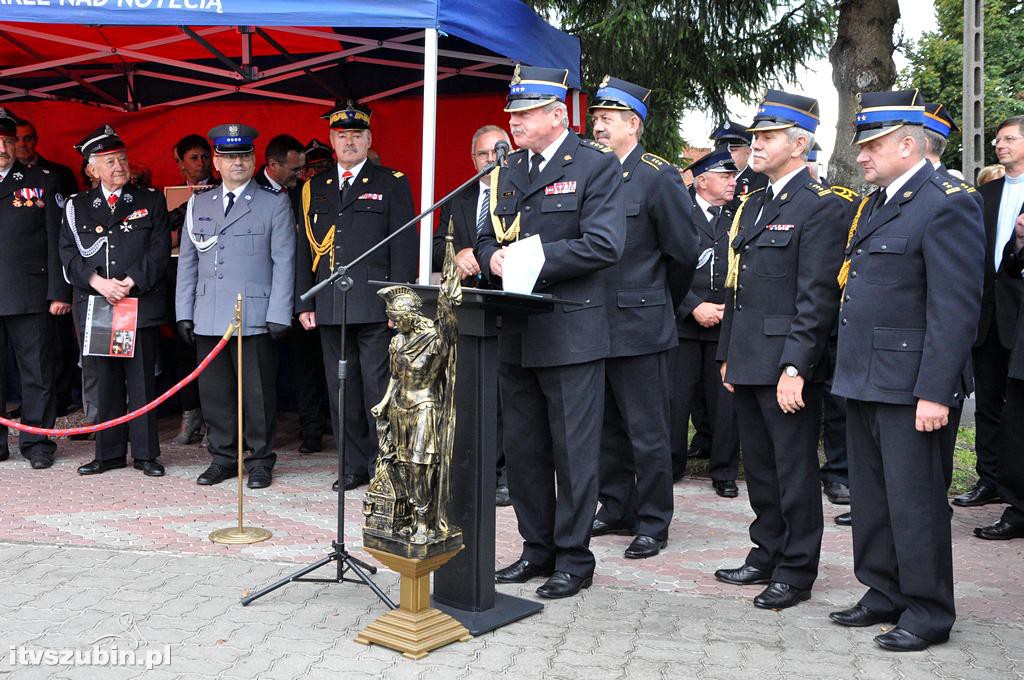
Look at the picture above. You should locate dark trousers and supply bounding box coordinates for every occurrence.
[287,320,329,442]
[0,313,57,460]
[846,399,955,642]
[597,351,674,539]
[95,327,159,462]
[733,383,824,590]
[52,312,78,413]
[973,331,1010,487]
[998,378,1024,526]
[500,359,604,578]
[821,338,849,485]
[670,338,739,481]
[320,322,389,477]
[197,333,278,472]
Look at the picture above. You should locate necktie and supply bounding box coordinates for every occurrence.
[870,188,887,220]
[341,170,353,201]
[708,205,721,223]
[476,187,490,235]
[224,191,235,217]
[529,153,544,182]
[107,193,118,211]
[764,186,775,204]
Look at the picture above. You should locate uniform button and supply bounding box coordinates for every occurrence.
[770,238,776,244]
[856,248,863,255]
[743,245,750,251]
[881,244,887,250]
[640,298,646,304]
[110,260,116,265]
[741,264,747,270]
[844,294,850,302]
[841,318,847,325]
[522,232,531,238]
[247,228,252,233]
[736,304,743,311]
[584,298,590,304]
[110,245,116,249]
[218,274,224,279]
[851,271,857,277]
[524,206,532,212]
[901,342,908,348]
[556,203,562,209]
[738,284,743,290]
[219,244,225,250]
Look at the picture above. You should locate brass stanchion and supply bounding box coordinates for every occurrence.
[210,294,272,545]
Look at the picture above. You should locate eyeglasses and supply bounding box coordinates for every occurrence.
[992,135,1022,147]
[474,150,498,160]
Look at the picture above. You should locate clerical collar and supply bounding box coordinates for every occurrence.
[1005,171,1024,185]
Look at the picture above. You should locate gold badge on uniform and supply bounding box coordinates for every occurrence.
[903,191,913,198]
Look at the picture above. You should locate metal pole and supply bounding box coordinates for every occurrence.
[963,0,984,183]
[418,27,439,284]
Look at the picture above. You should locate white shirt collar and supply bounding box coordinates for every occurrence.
[262,167,282,191]
[338,159,368,184]
[529,128,570,170]
[100,184,122,202]
[880,158,928,203]
[769,164,806,199]
[617,142,638,165]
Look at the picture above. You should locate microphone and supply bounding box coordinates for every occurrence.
[493,141,511,168]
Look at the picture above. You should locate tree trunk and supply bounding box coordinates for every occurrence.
[829,0,901,190]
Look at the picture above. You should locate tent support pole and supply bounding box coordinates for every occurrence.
[418,27,438,284]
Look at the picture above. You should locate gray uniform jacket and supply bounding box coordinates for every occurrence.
[176,181,295,336]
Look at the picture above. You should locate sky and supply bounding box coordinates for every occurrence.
[677,0,939,170]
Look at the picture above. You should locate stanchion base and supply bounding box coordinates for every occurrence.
[209,526,273,545]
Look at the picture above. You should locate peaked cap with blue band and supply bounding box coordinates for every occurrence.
[75,124,126,157]
[208,123,258,154]
[505,64,569,112]
[710,119,752,145]
[686,144,738,177]
[807,142,822,162]
[749,89,820,133]
[853,89,925,144]
[589,75,651,121]
[0,108,18,137]
[924,102,958,138]
[321,99,372,130]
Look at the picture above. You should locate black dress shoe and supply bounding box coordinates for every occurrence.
[874,626,944,652]
[336,473,369,491]
[753,582,811,610]
[536,571,592,599]
[495,485,511,507]
[624,535,667,559]
[974,519,1024,540]
[0,446,9,462]
[133,460,165,477]
[687,443,710,460]
[68,431,95,441]
[298,437,322,454]
[197,463,237,486]
[712,480,739,498]
[835,512,852,526]
[952,482,1001,507]
[823,481,851,505]
[714,564,772,586]
[28,456,54,470]
[78,458,127,475]
[495,558,555,584]
[247,467,272,489]
[829,604,899,627]
[591,517,635,536]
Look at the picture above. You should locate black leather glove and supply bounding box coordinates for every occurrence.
[177,320,196,346]
[267,322,289,341]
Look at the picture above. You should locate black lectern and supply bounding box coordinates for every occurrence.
[384,283,555,635]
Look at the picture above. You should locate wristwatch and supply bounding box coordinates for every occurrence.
[784,365,799,378]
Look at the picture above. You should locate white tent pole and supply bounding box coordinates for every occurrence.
[418,27,439,285]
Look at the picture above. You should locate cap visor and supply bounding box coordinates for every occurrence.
[504,97,558,113]
[747,120,796,132]
[852,125,902,145]
[588,100,632,112]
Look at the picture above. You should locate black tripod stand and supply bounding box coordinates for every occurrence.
[241,145,508,609]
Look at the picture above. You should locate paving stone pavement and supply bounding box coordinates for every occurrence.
[0,418,1021,679]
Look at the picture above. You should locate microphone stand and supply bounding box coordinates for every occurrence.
[241,155,502,609]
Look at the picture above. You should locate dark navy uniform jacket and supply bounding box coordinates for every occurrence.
[677,200,733,342]
[59,182,171,330]
[832,163,985,406]
[604,145,697,358]
[716,167,848,385]
[0,160,70,315]
[295,162,417,326]
[477,130,626,368]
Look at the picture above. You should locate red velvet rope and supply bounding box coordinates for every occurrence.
[0,324,235,437]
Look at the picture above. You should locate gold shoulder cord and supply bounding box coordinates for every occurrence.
[836,196,871,289]
[723,191,759,301]
[302,180,335,273]
[489,167,520,244]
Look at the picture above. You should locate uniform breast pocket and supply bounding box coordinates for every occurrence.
[354,201,384,215]
[752,230,793,279]
[617,288,666,345]
[541,195,578,213]
[869,327,924,392]
[863,237,908,285]
[234,222,266,255]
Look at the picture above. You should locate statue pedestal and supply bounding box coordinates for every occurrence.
[354,546,471,659]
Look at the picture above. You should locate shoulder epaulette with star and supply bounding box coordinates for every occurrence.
[933,175,962,195]
[580,138,612,153]
[258,184,281,194]
[641,152,672,171]
[193,185,216,194]
[828,184,859,202]
[961,181,977,193]
[806,180,833,198]
[392,170,404,179]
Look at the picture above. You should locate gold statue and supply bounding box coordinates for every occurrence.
[362,221,463,556]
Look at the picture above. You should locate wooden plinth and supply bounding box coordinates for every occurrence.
[354,546,471,659]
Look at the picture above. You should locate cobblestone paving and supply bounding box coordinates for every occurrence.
[0,421,1021,678]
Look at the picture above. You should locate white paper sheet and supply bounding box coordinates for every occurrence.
[501,235,546,294]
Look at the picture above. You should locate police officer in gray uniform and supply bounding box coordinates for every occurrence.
[176,124,295,489]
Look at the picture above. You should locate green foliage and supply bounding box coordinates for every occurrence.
[527,1,836,160]
[900,0,1024,168]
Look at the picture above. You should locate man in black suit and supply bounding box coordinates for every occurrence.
[713,90,847,610]
[975,114,1024,540]
[0,109,71,469]
[296,100,417,491]
[588,77,697,559]
[828,91,985,651]
[954,114,1023,507]
[60,124,171,477]
[711,120,769,213]
[256,134,304,222]
[479,65,625,599]
[431,124,512,505]
[671,145,741,498]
